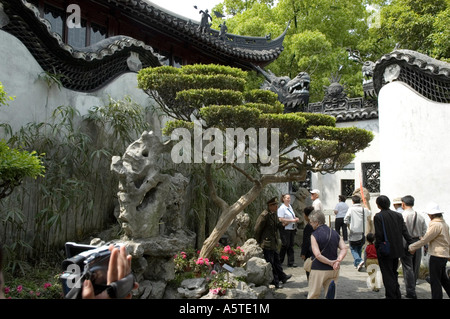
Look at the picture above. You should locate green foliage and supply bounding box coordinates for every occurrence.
[176,89,244,109]
[1,98,150,264]
[86,96,150,150]
[0,140,45,199]
[0,82,15,106]
[181,64,248,78]
[0,83,44,201]
[138,63,372,175]
[258,113,307,149]
[139,63,373,258]
[162,120,195,136]
[200,105,262,129]
[244,102,284,114]
[374,0,450,60]
[296,112,336,127]
[212,0,369,102]
[138,64,248,120]
[297,126,374,171]
[3,265,63,299]
[244,89,280,105]
[212,0,450,102]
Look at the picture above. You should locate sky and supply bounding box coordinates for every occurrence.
[149,0,224,22]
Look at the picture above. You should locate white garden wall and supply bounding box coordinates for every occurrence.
[379,81,450,224]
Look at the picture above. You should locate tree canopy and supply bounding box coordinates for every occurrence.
[211,0,450,102]
[137,64,373,257]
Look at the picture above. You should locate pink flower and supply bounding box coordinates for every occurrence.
[211,270,217,275]
[210,288,220,295]
[4,286,10,294]
[221,255,229,261]
[43,283,52,289]
[224,245,231,254]
[196,258,204,265]
[16,285,23,293]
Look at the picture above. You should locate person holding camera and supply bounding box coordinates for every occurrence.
[81,244,138,299]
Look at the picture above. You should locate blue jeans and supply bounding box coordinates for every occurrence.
[349,244,363,267]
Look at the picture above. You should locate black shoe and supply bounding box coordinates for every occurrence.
[282,274,292,284]
[288,264,298,268]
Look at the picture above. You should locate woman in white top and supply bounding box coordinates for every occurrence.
[277,194,299,267]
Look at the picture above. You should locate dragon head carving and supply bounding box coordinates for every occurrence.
[362,61,376,99]
[255,66,310,113]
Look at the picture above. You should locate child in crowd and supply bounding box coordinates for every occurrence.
[364,233,381,292]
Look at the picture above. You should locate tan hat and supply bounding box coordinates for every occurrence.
[393,197,402,205]
[310,189,320,195]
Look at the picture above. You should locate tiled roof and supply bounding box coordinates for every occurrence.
[0,0,287,91]
[112,0,287,65]
[1,0,162,91]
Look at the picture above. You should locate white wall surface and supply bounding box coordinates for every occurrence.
[379,81,450,225]
[311,118,380,214]
[0,30,153,133]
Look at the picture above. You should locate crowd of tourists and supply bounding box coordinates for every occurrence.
[1,190,448,300]
[254,190,450,299]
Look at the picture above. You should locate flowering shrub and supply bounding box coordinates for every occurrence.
[172,244,245,296]
[212,245,245,268]
[173,250,194,273]
[208,272,235,296]
[193,257,214,277]
[3,282,62,299]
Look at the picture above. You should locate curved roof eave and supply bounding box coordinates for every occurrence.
[110,0,288,64]
[1,0,163,92]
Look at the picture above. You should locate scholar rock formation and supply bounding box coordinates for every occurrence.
[111,130,189,239]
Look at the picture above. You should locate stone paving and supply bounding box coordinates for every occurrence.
[267,244,448,299]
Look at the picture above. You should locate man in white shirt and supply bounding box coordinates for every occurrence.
[310,189,323,213]
[344,195,373,271]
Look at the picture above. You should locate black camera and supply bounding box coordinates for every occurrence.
[60,242,134,299]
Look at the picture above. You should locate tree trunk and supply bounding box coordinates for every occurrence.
[199,181,263,258]
[199,164,306,259]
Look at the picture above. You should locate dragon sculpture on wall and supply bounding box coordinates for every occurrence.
[253,65,310,113]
